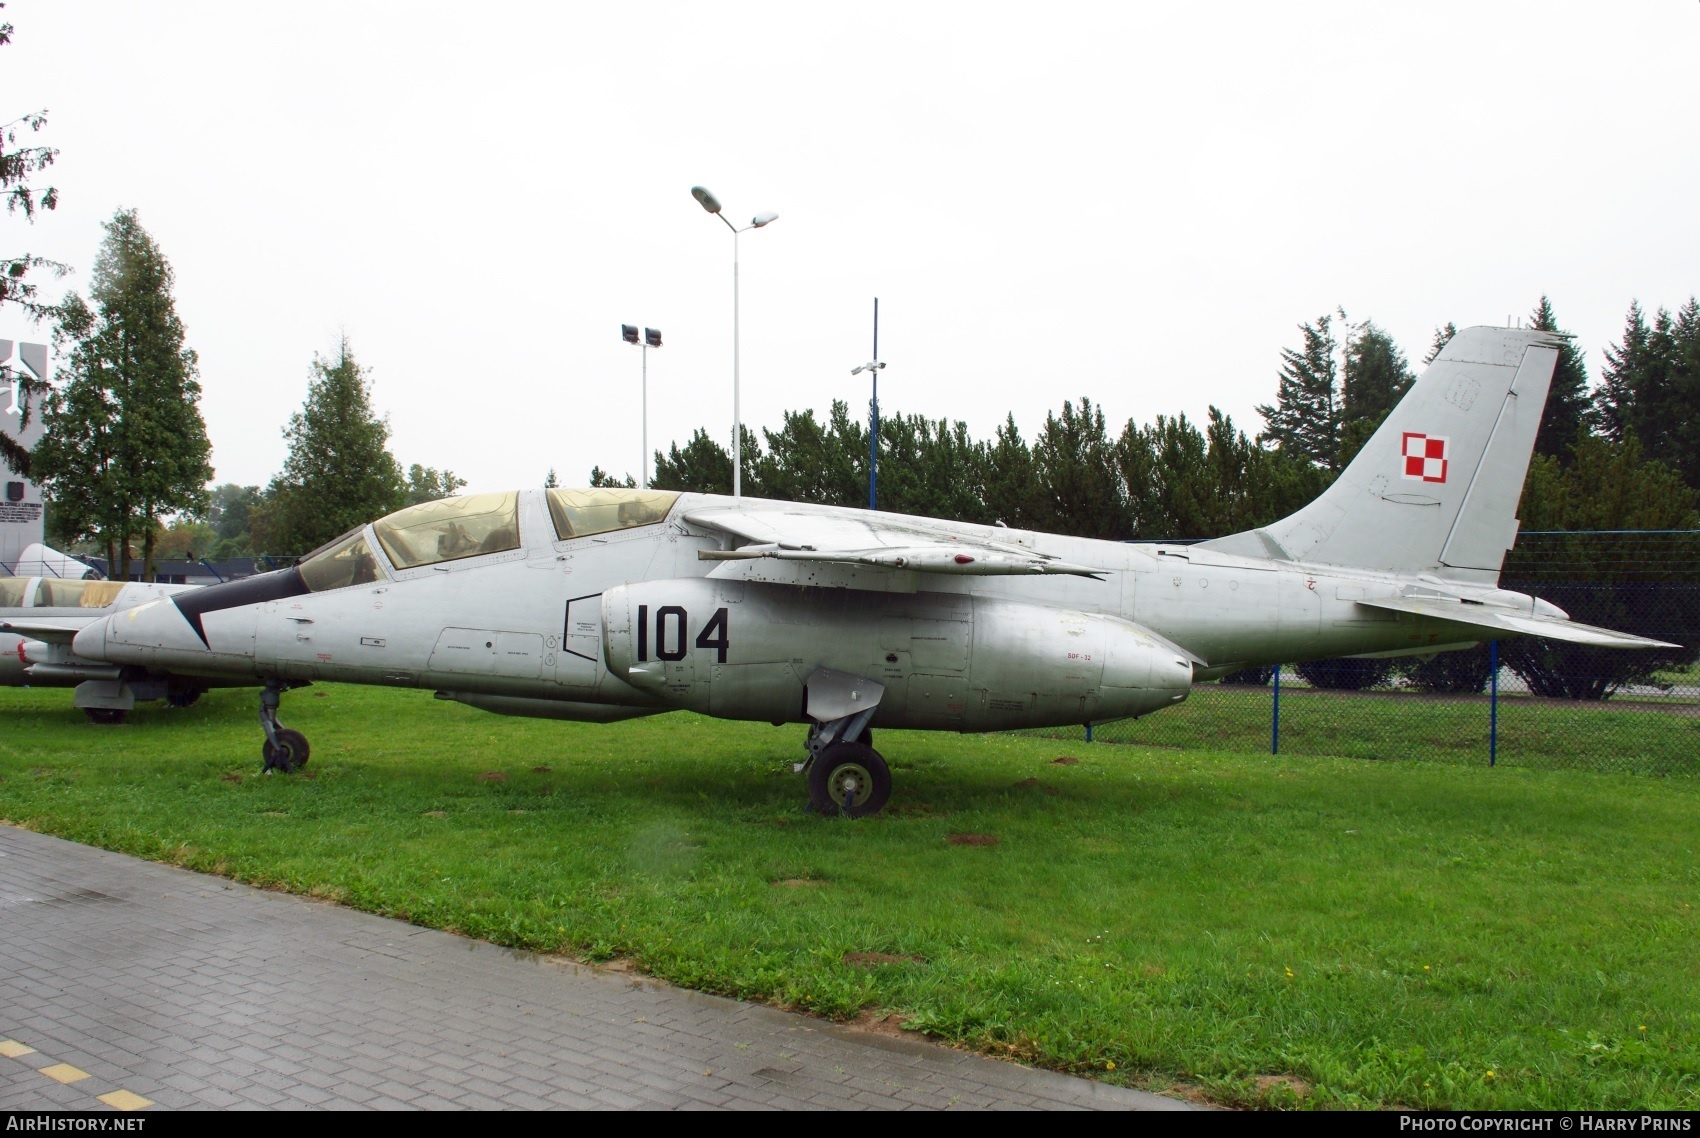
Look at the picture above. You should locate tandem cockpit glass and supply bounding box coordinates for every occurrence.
[545,488,678,541]
[373,492,522,571]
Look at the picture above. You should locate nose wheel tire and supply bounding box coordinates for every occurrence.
[262,728,310,774]
[807,741,890,818]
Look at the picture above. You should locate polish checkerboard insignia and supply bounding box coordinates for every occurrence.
[1401,432,1448,483]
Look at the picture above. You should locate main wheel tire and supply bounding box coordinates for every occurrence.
[807,741,891,818]
[262,728,310,774]
[83,708,127,725]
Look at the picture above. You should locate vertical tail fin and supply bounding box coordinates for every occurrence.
[1199,326,1562,584]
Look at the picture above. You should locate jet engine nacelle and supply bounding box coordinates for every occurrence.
[601,579,1191,731]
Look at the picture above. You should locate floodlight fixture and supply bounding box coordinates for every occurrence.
[645,328,662,349]
[621,324,640,344]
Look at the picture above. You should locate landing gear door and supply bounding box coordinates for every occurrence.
[556,592,603,690]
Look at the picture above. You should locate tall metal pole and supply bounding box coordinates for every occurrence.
[1489,639,1499,767]
[641,343,649,490]
[869,298,879,510]
[732,228,741,500]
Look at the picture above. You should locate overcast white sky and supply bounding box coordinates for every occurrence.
[4,1,1697,495]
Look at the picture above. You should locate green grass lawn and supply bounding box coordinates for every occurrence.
[1075,684,1700,777]
[2,685,1697,1110]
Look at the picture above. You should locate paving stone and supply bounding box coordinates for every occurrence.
[1,824,1195,1112]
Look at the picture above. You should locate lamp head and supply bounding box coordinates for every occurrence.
[750,211,779,228]
[690,186,722,214]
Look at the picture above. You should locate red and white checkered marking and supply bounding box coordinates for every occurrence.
[1402,432,1448,483]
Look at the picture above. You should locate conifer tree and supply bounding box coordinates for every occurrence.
[1527,296,1591,461]
[1596,298,1700,489]
[1256,315,1341,470]
[257,338,406,553]
[1337,318,1414,466]
[33,209,212,578]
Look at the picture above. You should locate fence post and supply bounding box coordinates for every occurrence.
[1489,639,1498,767]
[1271,663,1281,755]
[1085,723,1093,743]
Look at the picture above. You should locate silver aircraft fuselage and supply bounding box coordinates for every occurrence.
[70,490,1528,734]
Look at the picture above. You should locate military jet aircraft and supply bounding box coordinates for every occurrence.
[70,327,1675,814]
[1,571,231,721]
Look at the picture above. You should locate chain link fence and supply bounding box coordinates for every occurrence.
[1043,534,1700,777]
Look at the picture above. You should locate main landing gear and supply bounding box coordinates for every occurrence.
[800,667,891,817]
[259,679,311,774]
[803,718,890,818]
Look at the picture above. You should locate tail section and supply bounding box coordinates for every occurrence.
[1200,326,1562,584]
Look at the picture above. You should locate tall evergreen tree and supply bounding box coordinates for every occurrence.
[1257,314,1341,470]
[404,463,465,505]
[33,209,212,579]
[755,402,863,506]
[981,414,1046,529]
[1527,296,1591,461]
[1595,297,1700,489]
[1032,397,1127,539]
[1337,318,1414,466]
[875,413,988,523]
[256,338,406,553]
[652,428,732,494]
[651,427,762,496]
[1423,322,1458,365]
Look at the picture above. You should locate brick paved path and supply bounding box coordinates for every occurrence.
[0,825,1194,1111]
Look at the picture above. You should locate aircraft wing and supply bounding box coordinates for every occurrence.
[682,506,1107,578]
[1355,596,1680,649]
[0,618,92,645]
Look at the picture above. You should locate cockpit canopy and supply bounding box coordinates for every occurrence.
[374,492,522,570]
[546,488,677,541]
[293,488,682,593]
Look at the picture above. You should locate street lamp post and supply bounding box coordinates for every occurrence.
[850,298,884,510]
[690,185,777,500]
[622,325,662,488]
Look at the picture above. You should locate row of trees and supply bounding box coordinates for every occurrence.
[14,209,460,571]
[639,402,1331,542]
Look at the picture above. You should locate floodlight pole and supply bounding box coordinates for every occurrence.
[622,326,661,488]
[850,299,886,510]
[870,299,879,510]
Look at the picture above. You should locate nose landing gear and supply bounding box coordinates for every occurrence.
[259,679,311,774]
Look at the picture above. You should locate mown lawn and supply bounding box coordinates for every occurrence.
[1073,683,1700,777]
[1,685,1696,1109]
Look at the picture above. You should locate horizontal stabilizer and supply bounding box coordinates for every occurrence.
[1355,596,1679,649]
[0,618,90,644]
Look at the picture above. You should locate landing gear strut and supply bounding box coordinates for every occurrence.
[801,668,891,817]
[259,679,310,774]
